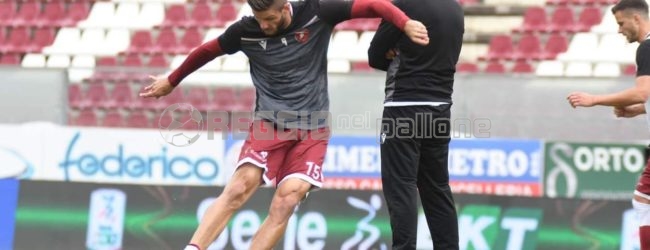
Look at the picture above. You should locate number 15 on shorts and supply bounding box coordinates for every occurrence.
[305,162,322,180]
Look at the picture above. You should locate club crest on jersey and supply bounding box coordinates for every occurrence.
[295,29,310,43]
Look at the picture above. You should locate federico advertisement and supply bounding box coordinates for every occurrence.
[544,141,645,200]
[0,123,227,186]
[13,180,638,250]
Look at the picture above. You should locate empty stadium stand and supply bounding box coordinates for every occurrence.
[0,0,634,129]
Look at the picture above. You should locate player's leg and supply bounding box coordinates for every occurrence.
[634,155,650,250]
[417,105,459,250]
[633,194,650,250]
[380,106,420,250]
[249,127,329,249]
[250,178,312,249]
[185,120,288,250]
[186,164,263,249]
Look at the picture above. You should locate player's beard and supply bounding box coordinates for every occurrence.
[274,14,289,35]
[626,29,638,43]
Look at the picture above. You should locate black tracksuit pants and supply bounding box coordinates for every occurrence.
[380,104,459,250]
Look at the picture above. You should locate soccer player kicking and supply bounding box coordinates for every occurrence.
[139,0,429,249]
[568,0,650,248]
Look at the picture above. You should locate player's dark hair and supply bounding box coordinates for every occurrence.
[612,0,649,18]
[248,0,286,12]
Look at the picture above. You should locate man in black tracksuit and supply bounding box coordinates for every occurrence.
[368,0,463,248]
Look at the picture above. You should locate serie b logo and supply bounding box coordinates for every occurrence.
[158,103,204,147]
[295,29,310,43]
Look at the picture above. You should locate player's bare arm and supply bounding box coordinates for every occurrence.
[567,76,650,108]
[139,75,174,98]
[140,38,226,98]
[323,0,429,46]
[614,104,646,118]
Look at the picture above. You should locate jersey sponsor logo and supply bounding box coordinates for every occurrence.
[295,29,310,43]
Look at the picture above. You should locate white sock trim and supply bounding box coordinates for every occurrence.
[183,244,200,250]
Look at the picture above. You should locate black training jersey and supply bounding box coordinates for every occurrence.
[637,38,650,77]
[217,0,352,129]
[368,0,464,105]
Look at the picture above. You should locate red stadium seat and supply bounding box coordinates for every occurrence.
[0,53,20,65]
[148,53,169,68]
[105,81,134,110]
[178,111,203,130]
[213,87,237,111]
[512,34,542,60]
[187,87,211,112]
[152,27,180,54]
[456,62,479,73]
[102,109,124,127]
[480,35,513,61]
[60,2,90,27]
[548,7,576,33]
[72,108,98,126]
[180,27,203,53]
[37,1,65,27]
[123,53,143,67]
[514,7,547,33]
[576,7,602,32]
[597,0,618,5]
[126,110,151,128]
[512,61,534,73]
[0,28,6,50]
[97,56,118,67]
[187,2,215,28]
[88,57,119,82]
[10,1,41,27]
[84,83,110,109]
[571,0,596,5]
[351,61,374,72]
[484,61,506,73]
[121,53,144,81]
[0,2,17,27]
[156,111,173,129]
[163,87,185,106]
[126,31,154,54]
[0,26,31,53]
[546,0,569,6]
[32,27,55,51]
[541,33,568,59]
[215,3,237,27]
[236,87,256,112]
[68,84,84,109]
[624,64,636,76]
[160,5,189,28]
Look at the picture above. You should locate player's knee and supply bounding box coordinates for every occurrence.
[223,179,255,209]
[633,198,650,226]
[270,190,303,215]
